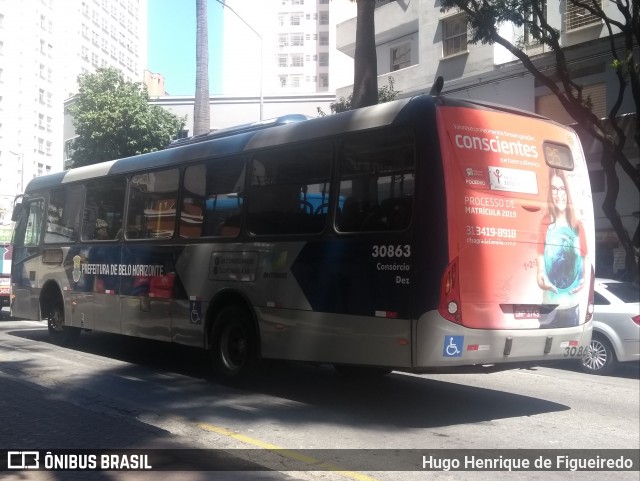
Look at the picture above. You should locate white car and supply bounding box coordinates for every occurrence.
[581,278,640,375]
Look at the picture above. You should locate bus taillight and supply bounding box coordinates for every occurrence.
[439,259,462,324]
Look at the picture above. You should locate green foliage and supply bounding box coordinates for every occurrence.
[68,68,185,168]
[317,77,400,117]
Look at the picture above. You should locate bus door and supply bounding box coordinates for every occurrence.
[81,178,126,334]
[120,244,176,341]
[11,198,45,320]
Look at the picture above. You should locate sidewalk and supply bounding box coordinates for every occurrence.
[0,356,307,481]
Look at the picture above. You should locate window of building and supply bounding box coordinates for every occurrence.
[319,52,329,66]
[291,53,303,67]
[442,15,467,57]
[391,43,411,71]
[536,83,606,123]
[319,32,329,46]
[290,13,302,26]
[38,114,45,129]
[278,34,289,47]
[319,12,329,25]
[524,0,547,45]
[319,73,328,87]
[280,75,287,88]
[278,54,288,67]
[291,33,304,46]
[566,0,602,30]
[291,75,301,87]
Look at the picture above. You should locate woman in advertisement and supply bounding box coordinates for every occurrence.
[537,168,588,327]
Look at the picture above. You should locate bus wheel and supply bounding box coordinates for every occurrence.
[334,365,392,378]
[45,300,80,346]
[211,306,257,380]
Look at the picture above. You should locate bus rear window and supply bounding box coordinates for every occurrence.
[543,142,574,170]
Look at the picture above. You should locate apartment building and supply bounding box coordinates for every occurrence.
[220,0,356,96]
[0,0,147,224]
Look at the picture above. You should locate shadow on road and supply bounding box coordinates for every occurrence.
[3,324,579,432]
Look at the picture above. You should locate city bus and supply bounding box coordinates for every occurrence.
[10,94,595,379]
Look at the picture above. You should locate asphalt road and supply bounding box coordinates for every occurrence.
[0,316,638,481]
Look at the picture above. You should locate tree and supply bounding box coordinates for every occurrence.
[317,76,399,115]
[440,0,639,280]
[69,68,185,168]
[194,0,211,136]
[351,0,379,109]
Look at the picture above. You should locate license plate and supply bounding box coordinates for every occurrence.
[514,305,540,319]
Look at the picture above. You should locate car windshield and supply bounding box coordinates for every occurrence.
[603,282,640,303]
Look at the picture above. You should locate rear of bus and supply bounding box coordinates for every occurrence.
[416,101,595,368]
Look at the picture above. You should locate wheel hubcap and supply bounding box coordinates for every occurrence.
[583,340,607,371]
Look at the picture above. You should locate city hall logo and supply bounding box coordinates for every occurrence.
[72,255,82,283]
[465,167,486,186]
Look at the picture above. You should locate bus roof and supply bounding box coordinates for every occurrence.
[24,94,566,194]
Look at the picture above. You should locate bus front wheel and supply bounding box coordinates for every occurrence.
[210,305,257,380]
[45,300,80,346]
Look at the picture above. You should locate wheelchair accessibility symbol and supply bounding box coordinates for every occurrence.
[443,335,464,357]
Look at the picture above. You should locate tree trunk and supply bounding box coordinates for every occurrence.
[194,0,210,136]
[351,0,378,109]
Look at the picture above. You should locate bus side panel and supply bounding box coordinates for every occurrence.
[436,106,595,330]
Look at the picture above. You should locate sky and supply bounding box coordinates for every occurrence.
[147,0,224,96]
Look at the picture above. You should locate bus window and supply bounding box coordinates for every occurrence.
[44,185,83,244]
[336,129,415,232]
[247,142,332,235]
[180,157,245,238]
[81,178,125,241]
[16,199,45,248]
[126,169,179,239]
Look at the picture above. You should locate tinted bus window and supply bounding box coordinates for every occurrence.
[18,199,45,247]
[181,157,246,238]
[82,178,125,241]
[248,142,331,235]
[44,185,83,244]
[126,169,179,239]
[336,129,415,232]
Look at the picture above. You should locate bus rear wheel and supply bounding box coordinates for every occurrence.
[210,306,257,380]
[45,300,80,346]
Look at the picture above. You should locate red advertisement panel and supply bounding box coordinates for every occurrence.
[437,106,595,329]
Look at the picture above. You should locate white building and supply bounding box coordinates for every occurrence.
[220,0,356,97]
[336,0,638,277]
[0,0,147,224]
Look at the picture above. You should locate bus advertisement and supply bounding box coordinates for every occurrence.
[10,95,595,379]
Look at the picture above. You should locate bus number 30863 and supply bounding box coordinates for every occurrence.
[371,244,411,258]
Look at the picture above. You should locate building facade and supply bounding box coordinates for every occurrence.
[220,0,356,97]
[336,0,638,278]
[0,0,147,225]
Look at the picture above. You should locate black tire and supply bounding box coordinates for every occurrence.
[581,334,618,375]
[210,305,257,380]
[45,300,80,346]
[334,365,392,378]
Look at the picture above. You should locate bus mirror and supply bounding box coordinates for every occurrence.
[11,202,23,222]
